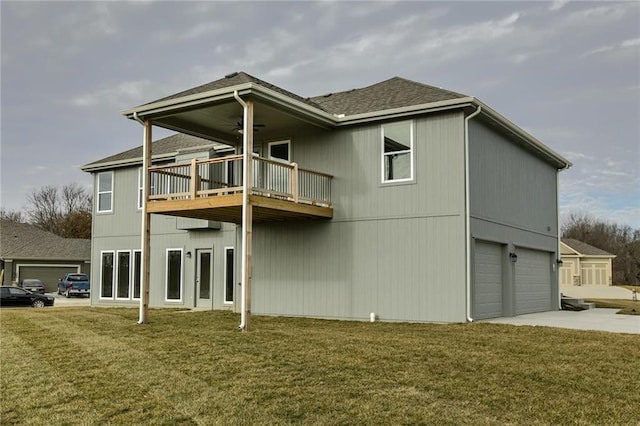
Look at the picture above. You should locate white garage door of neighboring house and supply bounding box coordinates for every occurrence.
[18,266,80,293]
[473,241,503,320]
[581,263,607,285]
[515,249,552,315]
[560,259,575,286]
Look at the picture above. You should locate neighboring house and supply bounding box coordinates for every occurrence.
[0,220,91,292]
[82,71,571,324]
[560,238,616,286]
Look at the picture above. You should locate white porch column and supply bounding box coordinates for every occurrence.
[241,100,254,331]
[138,120,152,324]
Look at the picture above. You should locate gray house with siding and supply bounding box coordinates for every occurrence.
[0,219,91,292]
[82,72,571,326]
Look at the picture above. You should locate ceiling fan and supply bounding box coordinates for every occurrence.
[233,117,265,133]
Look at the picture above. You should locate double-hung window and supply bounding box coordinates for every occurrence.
[381,121,414,183]
[97,172,113,212]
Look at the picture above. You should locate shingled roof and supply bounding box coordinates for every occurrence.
[142,71,324,110]
[310,77,467,116]
[82,133,227,169]
[137,71,467,117]
[0,220,90,261]
[561,238,615,257]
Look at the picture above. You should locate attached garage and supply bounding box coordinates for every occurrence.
[473,240,504,320]
[17,265,81,293]
[515,248,552,315]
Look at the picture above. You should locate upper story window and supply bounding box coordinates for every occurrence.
[97,172,113,212]
[137,168,143,210]
[268,140,290,163]
[381,121,414,183]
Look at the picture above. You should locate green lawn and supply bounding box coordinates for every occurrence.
[1,308,639,425]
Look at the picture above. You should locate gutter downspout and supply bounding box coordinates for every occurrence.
[464,105,482,323]
[233,90,249,330]
[556,162,571,307]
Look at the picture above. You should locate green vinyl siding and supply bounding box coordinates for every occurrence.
[249,111,467,322]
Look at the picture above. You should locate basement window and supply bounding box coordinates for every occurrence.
[381,121,414,183]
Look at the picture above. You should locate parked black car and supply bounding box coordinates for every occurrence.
[0,286,55,308]
[19,279,46,294]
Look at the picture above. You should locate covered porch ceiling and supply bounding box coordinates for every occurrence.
[126,89,336,148]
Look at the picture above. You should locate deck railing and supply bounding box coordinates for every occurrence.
[148,155,332,207]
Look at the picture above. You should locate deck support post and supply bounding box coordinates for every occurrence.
[139,120,152,324]
[240,99,254,331]
[291,162,298,203]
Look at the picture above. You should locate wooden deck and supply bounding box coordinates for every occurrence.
[145,156,333,223]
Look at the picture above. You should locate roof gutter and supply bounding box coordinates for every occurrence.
[464,105,482,323]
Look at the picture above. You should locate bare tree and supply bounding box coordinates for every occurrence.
[562,212,640,285]
[0,209,24,223]
[25,183,92,239]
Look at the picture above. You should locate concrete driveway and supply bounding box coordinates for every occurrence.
[560,284,634,300]
[48,293,91,307]
[485,308,640,334]
[483,285,639,334]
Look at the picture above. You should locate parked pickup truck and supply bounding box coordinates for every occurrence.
[58,273,90,298]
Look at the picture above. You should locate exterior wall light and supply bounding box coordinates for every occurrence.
[186,251,192,259]
[509,252,518,263]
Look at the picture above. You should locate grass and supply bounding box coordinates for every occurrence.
[1,308,639,425]
[585,298,640,315]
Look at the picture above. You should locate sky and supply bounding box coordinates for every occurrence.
[1,1,639,228]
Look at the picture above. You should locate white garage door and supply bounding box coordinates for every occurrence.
[19,266,80,293]
[474,241,503,320]
[581,263,607,285]
[515,249,552,315]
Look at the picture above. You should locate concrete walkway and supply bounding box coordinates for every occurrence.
[560,284,634,300]
[485,308,640,334]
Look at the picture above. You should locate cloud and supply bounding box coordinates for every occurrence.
[549,0,570,12]
[581,38,640,57]
[70,80,153,109]
[154,22,227,43]
[566,4,630,25]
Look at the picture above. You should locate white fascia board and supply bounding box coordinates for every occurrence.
[121,83,254,118]
[472,99,572,170]
[249,85,336,126]
[334,97,476,125]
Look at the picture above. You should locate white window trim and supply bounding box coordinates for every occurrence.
[115,250,132,301]
[99,250,115,300]
[132,250,141,301]
[381,121,415,184]
[267,140,291,163]
[97,171,114,213]
[165,248,183,303]
[223,246,235,304]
